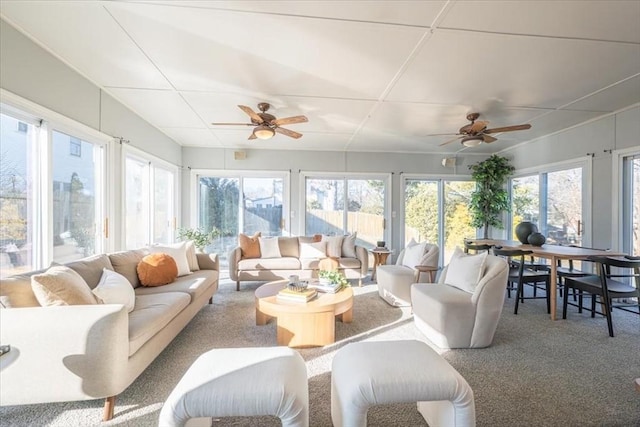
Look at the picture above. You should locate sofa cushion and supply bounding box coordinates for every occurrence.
[322,235,344,258]
[278,237,300,258]
[134,270,218,302]
[300,258,321,270]
[185,240,200,271]
[259,237,281,259]
[342,232,357,258]
[92,268,136,312]
[150,242,191,277]
[402,241,427,268]
[238,257,301,271]
[31,265,99,306]
[445,247,488,294]
[337,257,362,269]
[0,273,42,308]
[137,253,178,287]
[64,254,114,289]
[239,232,261,259]
[128,292,190,356]
[109,250,146,288]
[299,241,326,258]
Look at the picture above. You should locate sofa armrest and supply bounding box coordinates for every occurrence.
[196,252,219,271]
[228,246,242,280]
[0,304,129,405]
[355,246,369,276]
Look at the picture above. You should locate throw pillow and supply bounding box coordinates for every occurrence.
[259,237,282,259]
[92,268,136,313]
[341,232,357,258]
[445,247,488,294]
[238,232,261,259]
[108,249,145,288]
[185,240,200,271]
[402,241,427,269]
[299,241,327,258]
[31,265,99,306]
[137,253,178,287]
[322,235,344,258]
[149,242,191,277]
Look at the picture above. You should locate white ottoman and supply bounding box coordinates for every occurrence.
[159,347,309,427]
[331,340,475,427]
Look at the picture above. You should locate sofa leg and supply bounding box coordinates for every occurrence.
[209,296,213,304]
[103,395,115,421]
[358,278,362,287]
[236,280,240,291]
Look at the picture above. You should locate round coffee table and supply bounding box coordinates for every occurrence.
[255,280,354,348]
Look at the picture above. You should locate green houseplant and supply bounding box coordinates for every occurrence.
[318,270,349,288]
[177,227,220,252]
[468,155,515,239]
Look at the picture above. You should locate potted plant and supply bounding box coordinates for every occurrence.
[468,155,515,239]
[318,270,349,288]
[177,227,220,252]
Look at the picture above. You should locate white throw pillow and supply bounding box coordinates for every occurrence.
[299,241,327,258]
[92,268,135,313]
[322,235,344,258]
[445,247,488,294]
[185,240,200,271]
[149,242,191,277]
[342,232,357,258]
[402,241,427,268]
[259,237,282,259]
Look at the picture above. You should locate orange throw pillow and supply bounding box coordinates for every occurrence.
[137,253,178,287]
[238,232,261,259]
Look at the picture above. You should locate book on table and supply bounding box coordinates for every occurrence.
[277,287,318,303]
[309,282,343,294]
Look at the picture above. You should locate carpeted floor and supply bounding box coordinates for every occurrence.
[1,277,639,426]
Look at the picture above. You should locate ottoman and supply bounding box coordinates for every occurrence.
[331,340,475,427]
[159,346,309,427]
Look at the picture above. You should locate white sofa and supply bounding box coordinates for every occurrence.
[411,253,509,349]
[228,235,368,290]
[377,243,439,306]
[0,249,219,421]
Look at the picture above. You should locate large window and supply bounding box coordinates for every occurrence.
[196,172,287,267]
[510,161,588,246]
[1,104,108,278]
[124,150,177,249]
[403,177,474,264]
[304,175,388,248]
[619,152,640,256]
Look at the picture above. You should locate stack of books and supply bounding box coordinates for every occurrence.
[277,287,318,303]
[309,281,343,294]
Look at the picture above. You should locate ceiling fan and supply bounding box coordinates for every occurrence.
[435,113,531,147]
[211,103,308,140]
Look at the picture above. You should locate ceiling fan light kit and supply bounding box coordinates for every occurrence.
[462,136,483,147]
[436,113,532,148]
[253,125,275,140]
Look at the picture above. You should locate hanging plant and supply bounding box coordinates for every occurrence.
[468,155,515,239]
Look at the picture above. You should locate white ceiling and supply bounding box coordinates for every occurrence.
[1,0,639,154]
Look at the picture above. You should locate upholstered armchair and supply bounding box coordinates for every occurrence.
[411,250,509,349]
[376,242,439,306]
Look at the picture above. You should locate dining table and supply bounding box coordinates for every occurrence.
[465,239,622,320]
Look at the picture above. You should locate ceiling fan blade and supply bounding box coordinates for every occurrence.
[248,133,257,140]
[484,124,531,134]
[211,122,254,126]
[272,115,308,126]
[470,120,489,133]
[439,135,464,146]
[482,135,498,143]
[238,105,264,124]
[426,132,460,137]
[275,127,303,139]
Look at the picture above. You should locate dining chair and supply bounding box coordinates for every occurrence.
[562,255,640,337]
[492,248,551,314]
[556,245,609,298]
[463,240,492,254]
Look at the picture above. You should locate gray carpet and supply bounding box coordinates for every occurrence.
[1,278,639,427]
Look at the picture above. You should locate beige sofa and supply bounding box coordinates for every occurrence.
[0,249,219,421]
[228,235,369,290]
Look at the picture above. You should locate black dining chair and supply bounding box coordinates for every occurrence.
[556,245,610,299]
[464,240,493,254]
[493,248,551,314]
[562,255,640,337]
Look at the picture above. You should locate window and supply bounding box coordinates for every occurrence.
[618,151,640,256]
[69,137,81,157]
[304,174,388,249]
[124,150,177,249]
[195,171,287,267]
[403,177,474,265]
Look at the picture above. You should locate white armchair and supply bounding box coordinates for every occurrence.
[376,242,439,307]
[411,252,509,349]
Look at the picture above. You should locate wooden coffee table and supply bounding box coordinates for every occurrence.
[255,280,354,348]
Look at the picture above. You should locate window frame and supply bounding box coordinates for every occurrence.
[612,146,640,253]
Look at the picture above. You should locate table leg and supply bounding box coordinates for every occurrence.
[549,258,558,320]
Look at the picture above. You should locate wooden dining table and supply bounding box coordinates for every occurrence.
[465,239,621,320]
